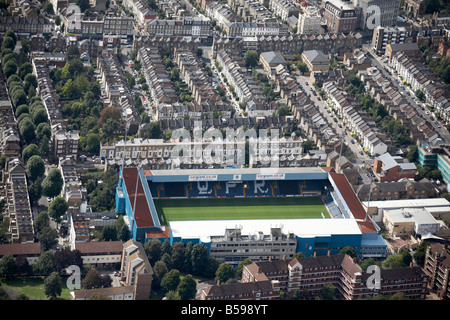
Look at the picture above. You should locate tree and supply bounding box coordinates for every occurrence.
[407,145,418,163]
[45,272,62,300]
[203,256,220,278]
[42,168,64,198]
[36,122,51,141]
[66,45,80,61]
[414,241,429,267]
[102,118,119,139]
[165,290,181,300]
[84,133,101,154]
[31,107,48,126]
[19,62,33,80]
[5,30,17,46]
[26,155,45,181]
[145,239,162,266]
[191,243,208,276]
[28,180,42,204]
[15,104,29,118]
[82,269,104,289]
[215,263,235,284]
[43,1,54,14]
[22,143,40,163]
[177,274,197,300]
[1,36,15,52]
[101,225,118,241]
[48,196,69,223]
[321,283,337,300]
[34,250,55,276]
[147,122,162,139]
[244,50,259,68]
[35,211,50,233]
[160,269,181,293]
[38,227,58,252]
[76,0,90,11]
[19,118,36,144]
[237,258,252,277]
[171,242,186,271]
[340,246,357,258]
[382,253,405,269]
[97,106,121,127]
[152,260,169,290]
[0,254,16,279]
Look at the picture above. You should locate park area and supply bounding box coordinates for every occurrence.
[154,196,329,222]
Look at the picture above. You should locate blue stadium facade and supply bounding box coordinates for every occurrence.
[116,167,388,261]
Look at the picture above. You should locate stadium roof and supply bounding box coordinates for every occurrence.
[144,167,325,176]
[123,167,155,228]
[169,218,362,241]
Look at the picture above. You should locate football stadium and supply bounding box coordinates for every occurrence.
[116,167,388,264]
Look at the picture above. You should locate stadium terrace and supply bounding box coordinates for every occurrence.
[116,167,387,265]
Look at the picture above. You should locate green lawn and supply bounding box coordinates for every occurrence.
[155,196,329,222]
[0,277,72,300]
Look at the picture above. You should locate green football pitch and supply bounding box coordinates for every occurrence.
[154,197,329,222]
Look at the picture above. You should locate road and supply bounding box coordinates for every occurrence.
[295,73,372,170]
[362,44,450,143]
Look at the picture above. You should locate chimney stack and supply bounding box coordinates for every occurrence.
[327,250,331,256]
[269,256,272,262]
[313,252,316,257]
[282,255,286,261]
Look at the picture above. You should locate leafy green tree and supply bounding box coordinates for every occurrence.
[244,50,259,68]
[48,196,69,224]
[165,290,181,300]
[160,269,181,293]
[215,263,235,284]
[0,254,16,279]
[203,256,220,278]
[19,118,36,144]
[31,107,48,126]
[321,283,337,300]
[237,258,252,277]
[18,62,33,80]
[101,225,118,241]
[36,122,51,141]
[45,272,62,300]
[35,211,50,233]
[144,239,162,266]
[42,168,64,198]
[22,144,40,163]
[340,246,357,258]
[191,243,208,276]
[414,241,429,267]
[171,242,186,271]
[1,36,15,51]
[34,250,55,276]
[152,260,168,290]
[177,274,197,300]
[15,104,29,118]
[26,155,45,181]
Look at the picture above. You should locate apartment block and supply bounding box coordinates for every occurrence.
[353,0,400,29]
[3,159,34,244]
[371,26,407,55]
[239,253,427,300]
[119,239,153,300]
[269,0,300,21]
[423,243,450,300]
[297,5,322,35]
[322,0,359,34]
[51,123,79,160]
